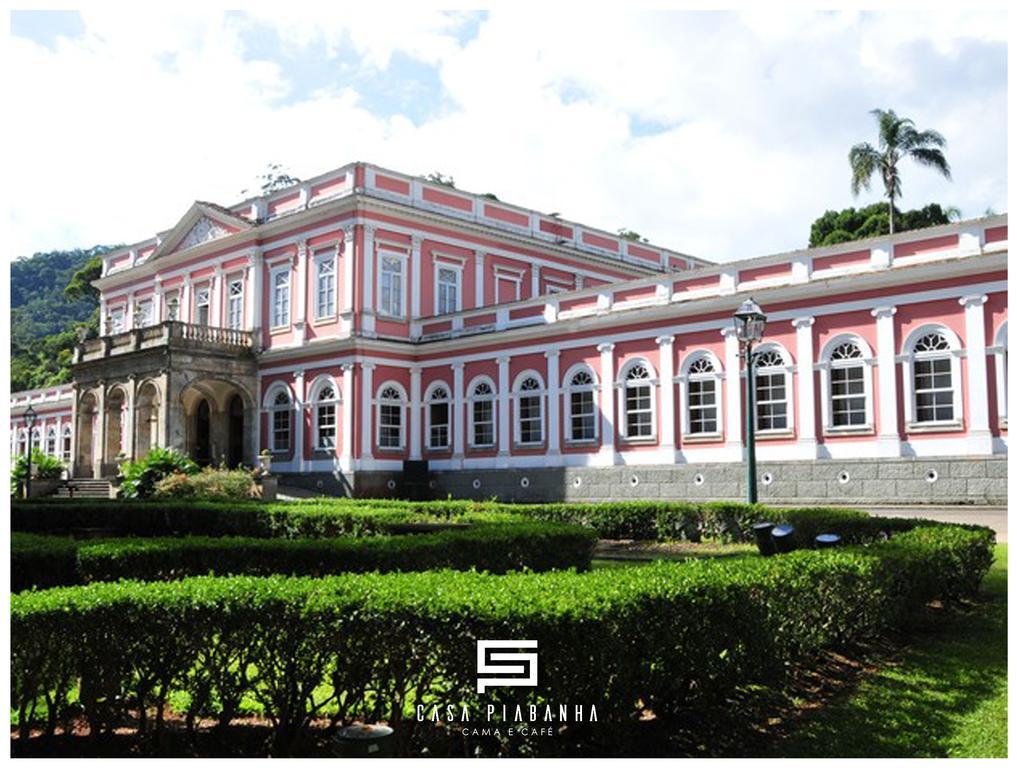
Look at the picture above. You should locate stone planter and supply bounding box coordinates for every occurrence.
[253,475,278,501]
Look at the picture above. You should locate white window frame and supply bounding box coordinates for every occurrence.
[227,277,245,330]
[512,371,546,447]
[135,299,153,328]
[434,262,463,316]
[17,429,28,456]
[901,324,964,431]
[314,249,337,321]
[62,425,72,461]
[619,358,658,442]
[494,268,523,304]
[467,376,497,448]
[264,384,293,453]
[46,426,58,456]
[270,266,291,329]
[378,251,408,319]
[678,351,724,441]
[164,290,180,321]
[424,381,452,451]
[563,364,599,444]
[819,334,875,435]
[375,381,407,451]
[108,307,126,334]
[194,285,211,326]
[994,322,1008,429]
[751,343,795,435]
[309,376,340,451]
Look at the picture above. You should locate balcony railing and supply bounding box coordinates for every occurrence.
[75,321,255,363]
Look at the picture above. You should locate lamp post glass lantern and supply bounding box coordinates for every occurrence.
[733,299,767,504]
[23,404,37,499]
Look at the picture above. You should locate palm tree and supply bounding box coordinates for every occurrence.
[849,109,951,234]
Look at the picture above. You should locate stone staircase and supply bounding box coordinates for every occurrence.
[51,478,114,499]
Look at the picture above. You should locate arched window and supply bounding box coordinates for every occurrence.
[426,383,451,450]
[514,373,545,446]
[312,381,339,451]
[376,383,406,450]
[621,360,656,440]
[46,426,58,456]
[267,388,292,452]
[468,379,496,448]
[62,425,73,461]
[912,331,955,423]
[30,427,41,453]
[820,336,874,433]
[565,366,598,443]
[753,347,792,432]
[18,429,28,457]
[686,356,719,435]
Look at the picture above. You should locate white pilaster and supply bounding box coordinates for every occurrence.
[248,249,264,339]
[212,266,224,327]
[545,350,561,456]
[295,240,308,343]
[340,364,354,472]
[656,335,676,455]
[497,356,510,467]
[597,343,616,465]
[360,362,375,461]
[721,327,742,456]
[293,369,306,471]
[531,264,541,298]
[341,225,355,325]
[410,236,422,320]
[475,251,486,307]
[961,294,992,452]
[409,365,422,461]
[871,306,901,456]
[362,225,376,335]
[180,278,192,325]
[793,317,818,456]
[452,362,465,466]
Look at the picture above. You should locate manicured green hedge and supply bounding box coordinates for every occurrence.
[11,523,596,591]
[11,524,994,754]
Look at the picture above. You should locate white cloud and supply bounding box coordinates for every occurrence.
[8,9,1007,263]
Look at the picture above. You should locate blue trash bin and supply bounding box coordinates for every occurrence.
[771,524,796,554]
[752,522,776,556]
[815,533,841,549]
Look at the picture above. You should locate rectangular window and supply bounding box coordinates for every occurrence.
[518,394,543,445]
[195,287,211,326]
[756,371,789,431]
[429,402,450,449]
[165,291,180,321]
[272,410,290,451]
[108,308,125,334]
[436,266,460,315]
[914,358,954,422]
[496,276,520,303]
[473,400,494,447]
[688,379,718,434]
[380,255,405,318]
[227,279,244,330]
[831,366,867,426]
[315,253,336,319]
[625,385,654,438]
[379,403,403,448]
[135,300,153,328]
[569,390,596,441]
[62,430,72,461]
[271,269,291,328]
[317,404,336,449]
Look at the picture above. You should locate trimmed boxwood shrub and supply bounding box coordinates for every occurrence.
[11,523,994,754]
[11,523,596,591]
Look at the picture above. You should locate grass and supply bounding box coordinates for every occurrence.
[772,543,1007,758]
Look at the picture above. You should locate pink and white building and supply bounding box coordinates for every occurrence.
[11,162,1008,502]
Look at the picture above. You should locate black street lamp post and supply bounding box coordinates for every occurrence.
[23,404,38,500]
[733,298,767,504]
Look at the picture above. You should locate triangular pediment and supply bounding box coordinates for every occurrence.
[150,201,254,261]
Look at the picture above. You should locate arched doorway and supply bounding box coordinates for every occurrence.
[77,391,98,477]
[228,394,244,467]
[135,381,161,460]
[194,399,212,466]
[105,388,127,466]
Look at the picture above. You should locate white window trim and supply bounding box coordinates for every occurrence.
[512,370,546,447]
[314,248,338,322]
[264,382,294,453]
[467,376,497,448]
[378,251,409,319]
[677,350,724,442]
[562,363,599,444]
[751,343,796,436]
[108,307,126,334]
[434,262,464,316]
[424,380,453,451]
[308,375,340,451]
[61,425,72,461]
[994,322,1007,429]
[136,299,154,328]
[227,277,245,330]
[818,334,875,435]
[269,265,291,330]
[494,269,523,304]
[375,380,408,451]
[901,324,964,432]
[618,357,658,443]
[45,426,58,456]
[194,283,211,326]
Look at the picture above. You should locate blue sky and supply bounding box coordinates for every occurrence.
[8,9,1007,262]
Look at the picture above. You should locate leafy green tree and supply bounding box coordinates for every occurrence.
[423,172,456,188]
[617,228,648,243]
[240,163,301,197]
[808,202,957,247]
[849,108,951,234]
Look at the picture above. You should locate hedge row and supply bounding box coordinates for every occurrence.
[11,524,994,755]
[11,523,597,592]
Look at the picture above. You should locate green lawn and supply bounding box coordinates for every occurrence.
[772,543,1007,758]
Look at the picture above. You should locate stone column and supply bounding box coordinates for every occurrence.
[545,350,561,456]
[340,364,354,471]
[656,335,676,457]
[871,306,901,456]
[409,365,422,461]
[961,294,992,453]
[94,382,107,477]
[721,327,742,458]
[452,363,465,467]
[410,236,422,320]
[497,356,511,467]
[597,343,616,465]
[793,317,817,457]
[360,362,375,462]
[293,369,305,471]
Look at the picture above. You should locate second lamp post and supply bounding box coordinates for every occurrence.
[733,298,767,504]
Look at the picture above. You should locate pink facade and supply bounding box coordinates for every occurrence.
[17,162,1007,488]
